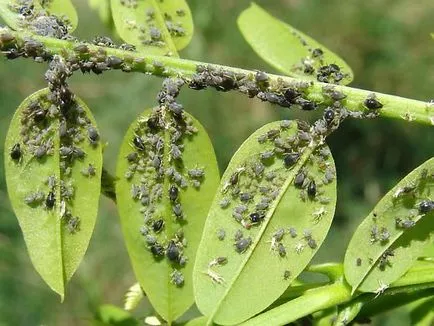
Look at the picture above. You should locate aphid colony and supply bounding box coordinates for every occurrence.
[118,0,187,52]
[12,55,100,234]
[355,168,434,271]
[127,78,202,287]
[204,118,338,284]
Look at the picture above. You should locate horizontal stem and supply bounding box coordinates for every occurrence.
[1,27,433,126]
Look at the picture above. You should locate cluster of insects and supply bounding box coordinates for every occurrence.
[118,0,187,51]
[355,168,434,272]
[10,53,100,234]
[124,78,205,287]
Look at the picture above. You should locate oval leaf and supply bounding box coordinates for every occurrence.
[237,3,354,85]
[110,0,194,55]
[4,88,103,298]
[0,0,77,35]
[344,157,434,293]
[116,107,220,323]
[193,120,337,325]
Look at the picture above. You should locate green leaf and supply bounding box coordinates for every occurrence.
[89,0,113,28]
[0,0,77,34]
[344,157,434,294]
[409,296,434,326]
[116,107,220,323]
[182,316,209,326]
[110,0,194,56]
[237,3,354,85]
[93,304,138,326]
[4,88,103,299]
[193,120,337,325]
[40,0,78,32]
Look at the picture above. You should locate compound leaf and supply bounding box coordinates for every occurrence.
[116,107,219,323]
[237,3,354,85]
[5,88,102,299]
[110,0,194,56]
[344,157,434,293]
[193,120,337,325]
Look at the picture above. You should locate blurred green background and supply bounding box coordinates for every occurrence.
[0,0,433,325]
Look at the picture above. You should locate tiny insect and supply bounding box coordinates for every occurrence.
[152,219,165,233]
[364,94,383,110]
[324,109,334,125]
[278,243,286,257]
[133,135,146,150]
[249,212,263,223]
[188,168,205,179]
[217,228,226,240]
[284,152,300,168]
[166,240,180,262]
[219,198,230,209]
[209,256,228,267]
[10,143,22,161]
[150,243,165,257]
[356,258,362,266]
[235,237,252,253]
[45,191,55,209]
[234,229,243,241]
[283,270,291,280]
[379,227,390,243]
[172,203,183,219]
[170,269,184,287]
[169,185,179,202]
[419,200,434,214]
[307,180,317,198]
[288,227,297,238]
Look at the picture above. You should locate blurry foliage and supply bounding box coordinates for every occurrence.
[0,0,432,324]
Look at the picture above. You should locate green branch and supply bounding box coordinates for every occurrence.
[1,27,433,126]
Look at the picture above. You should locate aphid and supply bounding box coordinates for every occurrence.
[356,258,362,266]
[273,228,285,242]
[66,216,81,233]
[133,135,146,150]
[288,227,297,238]
[188,168,205,179]
[172,203,183,219]
[278,243,287,257]
[170,269,184,287]
[330,91,347,101]
[418,200,434,214]
[324,109,334,124]
[81,164,96,177]
[393,185,416,199]
[379,227,390,243]
[253,161,265,176]
[204,268,225,284]
[294,171,306,188]
[10,143,22,161]
[166,240,180,262]
[217,228,226,240]
[87,126,99,143]
[283,270,291,280]
[152,156,161,169]
[152,219,165,233]
[267,129,280,140]
[284,88,301,103]
[260,150,274,161]
[307,238,317,249]
[284,152,300,167]
[370,225,379,243]
[235,237,252,253]
[150,243,165,257]
[144,234,157,245]
[395,217,416,229]
[234,205,247,214]
[364,95,383,110]
[234,229,243,241]
[169,185,179,202]
[239,192,252,202]
[249,212,263,223]
[24,191,45,205]
[324,167,335,184]
[378,249,394,271]
[307,180,317,198]
[219,198,230,209]
[45,191,55,209]
[257,134,267,144]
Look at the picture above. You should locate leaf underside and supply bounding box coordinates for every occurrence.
[0,0,78,34]
[110,0,194,56]
[344,157,434,293]
[194,120,337,325]
[4,88,102,298]
[116,107,219,323]
[237,3,354,85]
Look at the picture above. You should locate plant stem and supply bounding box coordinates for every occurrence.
[1,27,433,126]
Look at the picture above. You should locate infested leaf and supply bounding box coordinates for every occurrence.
[0,0,77,34]
[40,0,78,32]
[237,3,354,85]
[110,0,194,56]
[344,157,434,294]
[193,120,337,325]
[116,107,220,323]
[4,88,102,299]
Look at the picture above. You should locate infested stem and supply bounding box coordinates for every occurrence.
[1,27,433,126]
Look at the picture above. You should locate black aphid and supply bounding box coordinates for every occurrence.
[249,212,263,223]
[419,200,434,214]
[151,243,165,257]
[169,185,179,202]
[324,109,335,124]
[133,136,146,150]
[307,180,317,198]
[87,126,99,143]
[364,95,383,110]
[45,191,55,209]
[152,219,165,233]
[284,152,300,167]
[10,143,22,161]
[166,240,180,262]
[294,171,306,188]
